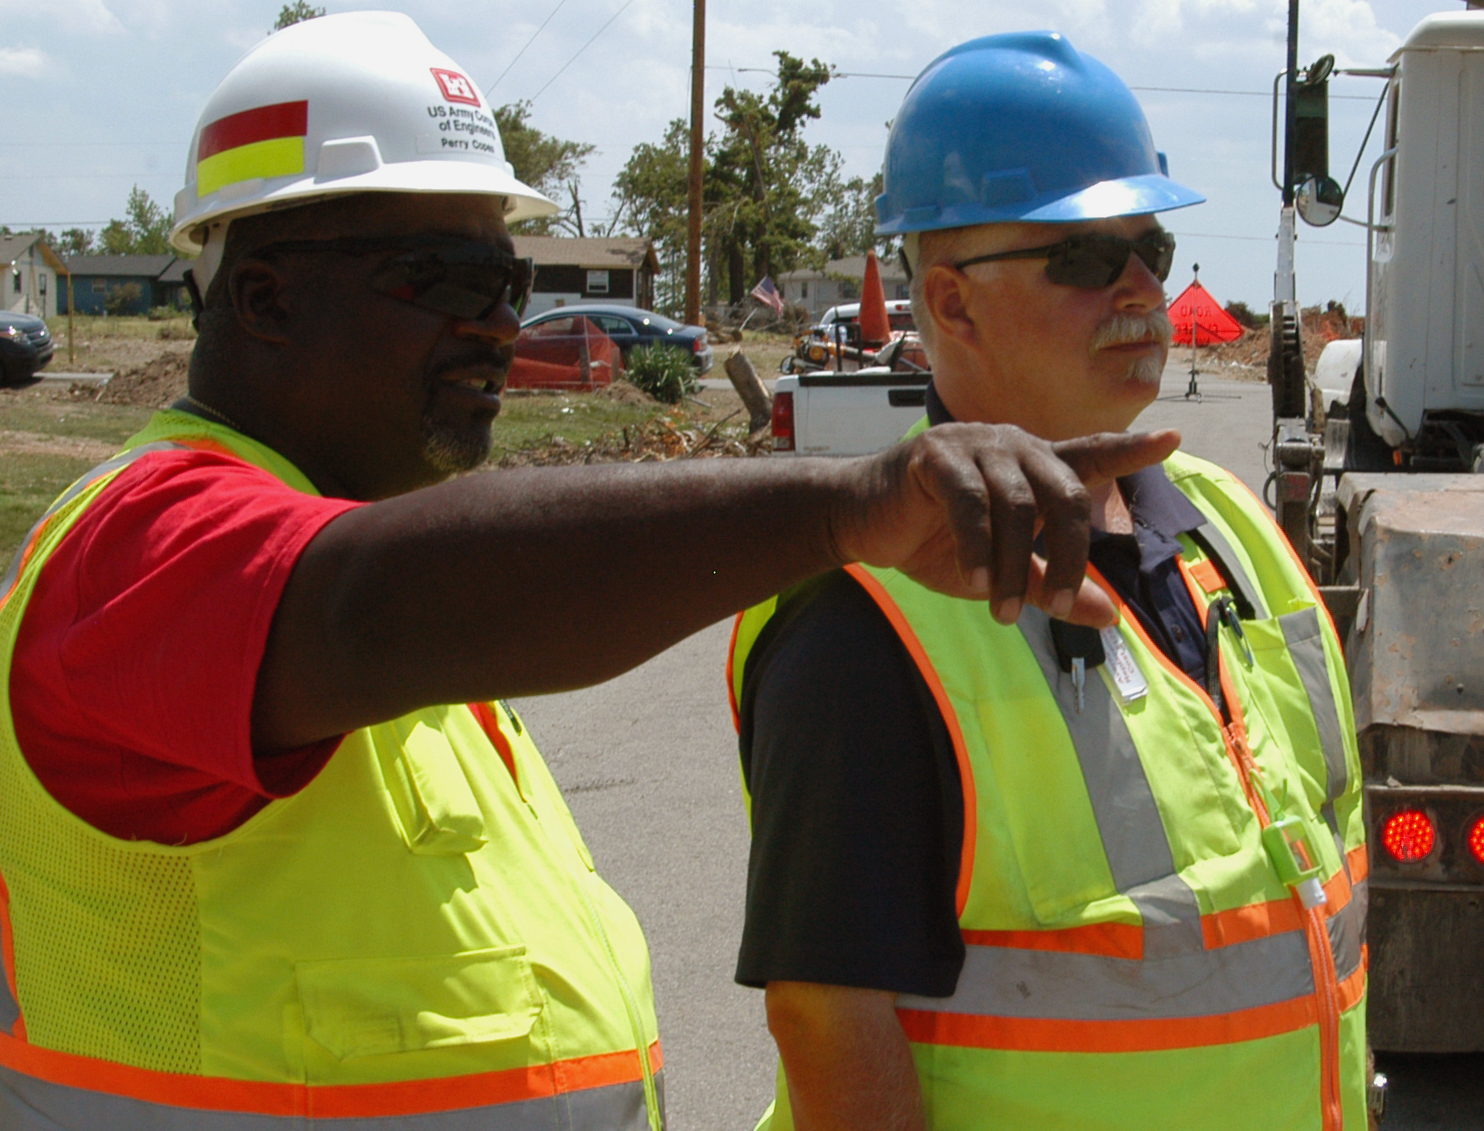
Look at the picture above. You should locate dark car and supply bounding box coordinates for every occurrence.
[517,304,713,375]
[0,311,54,385]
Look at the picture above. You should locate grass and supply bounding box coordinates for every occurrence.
[0,453,103,557]
[0,399,154,445]
[41,314,196,374]
[0,399,154,557]
[490,392,684,455]
[0,390,687,557]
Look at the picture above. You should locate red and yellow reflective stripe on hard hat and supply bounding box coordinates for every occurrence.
[196,101,309,197]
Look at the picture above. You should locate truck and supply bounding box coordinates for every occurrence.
[769,334,931,455]
[1269,2,1484,1054]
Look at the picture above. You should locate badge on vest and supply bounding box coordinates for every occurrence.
[1050,621,1148,711]
[1099,626,1149,704]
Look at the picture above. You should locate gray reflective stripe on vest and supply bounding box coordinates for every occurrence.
[1328,880,1366,983]
[1193,522,1269,620]
[1020,608,1203,958]
[1279,606,1350,839]
[898,929,1315,1021]
[0,442,189,601]
[0,1065,658,1131]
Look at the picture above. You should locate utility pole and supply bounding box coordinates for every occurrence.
[684,0,705,327]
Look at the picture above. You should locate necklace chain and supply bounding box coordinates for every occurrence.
[179,395,244,434]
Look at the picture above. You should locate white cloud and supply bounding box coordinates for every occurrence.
[0,46,48,76]
[0,0,124,35]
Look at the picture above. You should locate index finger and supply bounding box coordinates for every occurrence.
[1051,429,1181,489]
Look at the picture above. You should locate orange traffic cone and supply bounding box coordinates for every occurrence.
[858,250,891,347]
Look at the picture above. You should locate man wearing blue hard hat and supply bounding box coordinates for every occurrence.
[728,32,1369,1131]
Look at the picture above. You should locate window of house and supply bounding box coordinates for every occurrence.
[93,279,108,294]
[11,272,19,294]
[895,284,909,299]
[39,273,47,296]
[586,270,610,294]
[801,281,809,298]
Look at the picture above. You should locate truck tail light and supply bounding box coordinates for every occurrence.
[1381,809,1436,862]
[1469,817,1484,866]
[772,391,795,451]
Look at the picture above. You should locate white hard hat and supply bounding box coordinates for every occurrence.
[170,10,557,255]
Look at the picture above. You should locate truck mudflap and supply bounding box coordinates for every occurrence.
[1337,474,1484,1051]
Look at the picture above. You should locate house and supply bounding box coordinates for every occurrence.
[513,237,659,317]
[776,254,910,318]
[63,255,183,316]
[2,234,68,319]
[156,258,194,312]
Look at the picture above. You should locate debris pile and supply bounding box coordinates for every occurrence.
[1202,307,1362,374]
[495,411,769,467]
[96,353,191,407]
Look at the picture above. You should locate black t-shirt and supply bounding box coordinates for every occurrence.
[735,405,1215,996]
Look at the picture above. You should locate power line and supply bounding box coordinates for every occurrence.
[704,66,1378,99]
[6,173,177,180]
[527,0,635,104]
[0,141,176,148]
[1170,230,1365,247]
[485,0,570,97]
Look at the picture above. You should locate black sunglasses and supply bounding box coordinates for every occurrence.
[256,236,535,319]
[953,229,1176,289]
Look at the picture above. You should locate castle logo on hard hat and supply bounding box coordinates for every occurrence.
[430,68,481,107]
[196,101,309,197]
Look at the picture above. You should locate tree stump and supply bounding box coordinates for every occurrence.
[725,349,773,434]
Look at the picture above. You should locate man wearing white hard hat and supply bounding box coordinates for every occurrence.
[729,32,1369,1131]
[0,13,1174,1130]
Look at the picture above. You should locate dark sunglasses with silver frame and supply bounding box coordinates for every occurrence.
[249,236,536,321]
[953,229,1176,290]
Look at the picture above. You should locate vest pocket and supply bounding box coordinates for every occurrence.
[369,710,489,855]
[296,945,542,1061]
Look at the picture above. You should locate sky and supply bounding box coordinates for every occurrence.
[0,0,1466,308]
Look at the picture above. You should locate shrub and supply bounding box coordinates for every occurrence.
[625,344,697,405]
[103,282,143,316]
[1224,300,1260,329]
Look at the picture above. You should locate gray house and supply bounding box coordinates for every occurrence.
[514,237,659,317]
[2,234,68,319]
[776,255,910,318]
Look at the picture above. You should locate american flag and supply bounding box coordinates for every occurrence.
[750,275,784,314]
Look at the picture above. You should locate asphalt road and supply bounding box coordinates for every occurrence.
[515,361,1484,1129]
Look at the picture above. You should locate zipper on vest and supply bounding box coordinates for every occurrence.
[570,871,662,1131]
[1174,561,1347,1131]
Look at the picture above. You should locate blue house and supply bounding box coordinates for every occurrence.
[63,255,185,315]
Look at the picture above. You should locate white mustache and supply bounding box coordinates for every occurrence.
[1089,311,1173,354]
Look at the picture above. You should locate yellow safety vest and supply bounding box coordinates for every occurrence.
[0,411,664,1129]
[730,449,1368,1131]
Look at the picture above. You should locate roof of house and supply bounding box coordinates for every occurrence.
[778,254,907,284]
[512,236,659,274]
[157,258,194,284]
[64,254,178,279]
[1,234,69,274]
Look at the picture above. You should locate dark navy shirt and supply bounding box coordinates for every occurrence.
[925,382,1211,686]
[736,389,1213,996]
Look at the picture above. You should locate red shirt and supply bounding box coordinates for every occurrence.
[9,449,362,845]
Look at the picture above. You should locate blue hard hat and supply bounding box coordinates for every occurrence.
[875,32,1204,235]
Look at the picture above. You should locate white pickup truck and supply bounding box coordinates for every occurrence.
[770,336,932,456]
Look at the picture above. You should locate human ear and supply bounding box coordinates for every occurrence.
[921,265,980,348]
[228,258,294,344]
